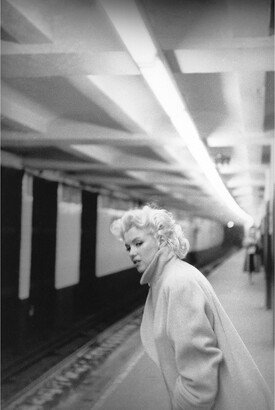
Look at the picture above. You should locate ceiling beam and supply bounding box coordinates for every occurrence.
[219,165,267,175]
[1,118,183,147]
[1,150,23,169]
[1,42,139,78]
[227,178,265,188]
[2,0,52,43]
[1,132,183,147]
[173,45,273,73]
[2,36,273,78]
[1,83,54,132]
[20,158,184,172]
[73,176,195,187]
[73,177,153,186]
[207,131,274,146]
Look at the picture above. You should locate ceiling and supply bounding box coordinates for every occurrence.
[1,0,274,226]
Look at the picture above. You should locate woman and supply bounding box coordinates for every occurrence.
[110,205,272,410]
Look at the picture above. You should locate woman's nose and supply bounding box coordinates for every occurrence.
[129,247,137,257]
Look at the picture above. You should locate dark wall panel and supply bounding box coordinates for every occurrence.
[29,177,57,331]
[94,267,148,314]
[75,191,98,314]
[1,167,23,346]
[187,244,230,269]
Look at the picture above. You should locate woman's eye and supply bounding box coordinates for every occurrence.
[125,246,130,252]
[136,242,143,247]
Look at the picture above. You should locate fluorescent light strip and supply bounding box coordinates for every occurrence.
[140,58,254,225]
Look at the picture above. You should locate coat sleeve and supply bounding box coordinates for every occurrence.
[166,276,223,410]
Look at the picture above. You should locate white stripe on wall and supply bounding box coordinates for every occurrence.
[55,184,82,289]
[19,174,33,300]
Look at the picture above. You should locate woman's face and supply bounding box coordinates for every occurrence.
[124,226,159,273]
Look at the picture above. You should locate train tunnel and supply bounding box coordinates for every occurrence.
[1,0,274,408]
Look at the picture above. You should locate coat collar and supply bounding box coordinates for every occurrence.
[140,245,176,286]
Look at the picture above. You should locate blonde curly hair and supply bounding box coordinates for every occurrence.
[110,204,189,259]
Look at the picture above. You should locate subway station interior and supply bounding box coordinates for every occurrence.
[1,0,274,409]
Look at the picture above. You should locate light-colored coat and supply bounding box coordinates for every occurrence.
[140,247,273,410]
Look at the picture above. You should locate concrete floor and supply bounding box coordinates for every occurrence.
[58,250,274,410]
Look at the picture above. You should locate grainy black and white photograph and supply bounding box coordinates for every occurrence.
[1,0,274,409]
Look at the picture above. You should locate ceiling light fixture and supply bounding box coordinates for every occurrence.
[140,57,254,226]
[98,0,253,226]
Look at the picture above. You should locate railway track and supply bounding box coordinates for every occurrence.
[2,307,144,409]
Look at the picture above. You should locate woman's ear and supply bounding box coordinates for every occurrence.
[154,235,161,249]
[158,239,165,249]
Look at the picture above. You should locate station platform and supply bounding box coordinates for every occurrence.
[9,249,274,410]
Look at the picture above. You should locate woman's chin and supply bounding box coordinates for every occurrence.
[136,264,145,273]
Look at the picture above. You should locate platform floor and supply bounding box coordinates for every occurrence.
[54,249,274,410]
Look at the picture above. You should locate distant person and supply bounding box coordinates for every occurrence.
[111,205,272,410]
[243,226,260,284]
